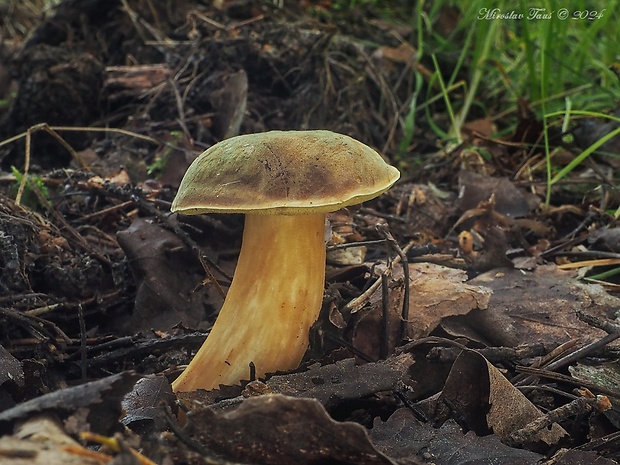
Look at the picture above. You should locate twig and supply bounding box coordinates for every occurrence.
[380,272,389,359]
[514,366,620,400]
[342,240,415,313]
[326,239,386,251]
[511,338,579,385]
[377,224,411,341]
[428,342,551,364]
[78,304,87,380]
[506,397,589,447]
[539,312,620,373]
[15,124,90,206]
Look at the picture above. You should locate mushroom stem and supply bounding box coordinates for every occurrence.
[172,213,326,392]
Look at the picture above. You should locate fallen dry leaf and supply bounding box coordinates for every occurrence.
[116,218,220,333]
[266,354,413,409]
[465,265,620,347]
[353,262,491,359]
[121,374,176,434]
[457,170,535,219]
[0,371,139,437]
[0,415,110,465]
[440,350,567,447]
[183,394,397,465]
[371,408,542,465]
[209,69,248,140]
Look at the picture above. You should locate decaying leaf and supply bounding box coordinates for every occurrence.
[121,374,176,434]
[266,354,413,409]
[0,415,109,465]
[0,345,24,388]
[183,394,397,465]
[588,226,620,253]
[404,264,492,340]
[0,371,139,436]
[116,218,219,332]
[209,69,249,140]
[465,265,620,347]
[457,170,535,219]
[440,350,567,447]
[353,263,492,359]
[371,408,542,465]
[569,362,620,398]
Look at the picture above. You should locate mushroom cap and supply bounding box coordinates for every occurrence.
[171,130,400,215]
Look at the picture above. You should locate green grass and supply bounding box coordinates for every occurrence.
[407,0,620,145]
[396,0,620,210]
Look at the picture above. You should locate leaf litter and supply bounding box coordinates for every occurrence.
[0,1,620,464]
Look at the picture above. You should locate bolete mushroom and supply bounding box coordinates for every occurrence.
[171,130,400,392]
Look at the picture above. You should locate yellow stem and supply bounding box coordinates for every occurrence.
[172,213,326,392]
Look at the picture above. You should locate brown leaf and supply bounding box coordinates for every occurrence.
[266,355,412,409]
[183,394,397,465]
[354,263,491,359]
[457,170,535,218]
[0,371,139,436]
[121,375,176,434]
[209,69,248,140]
[466,265,619,347]
[589,227,620,253]
[439,350,567,447]
[116,218,219,333]
[371,408,542,465]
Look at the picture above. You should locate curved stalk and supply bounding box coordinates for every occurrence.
[172,213,326,392]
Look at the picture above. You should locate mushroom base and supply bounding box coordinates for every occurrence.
[172,213,326,392]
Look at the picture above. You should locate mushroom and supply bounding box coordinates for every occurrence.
[171,130,400,392]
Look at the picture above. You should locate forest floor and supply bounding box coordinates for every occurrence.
[1,1,620,464]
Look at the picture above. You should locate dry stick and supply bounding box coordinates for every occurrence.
[327,239,387,251]
[24,288,124,317]
[377,224,411,342]
[2,123,162,206]
[428,342,551,364]
[16,124,90,205]
[380,272,390,360]
[342,239,415,314]
[512,338,580,385]
[78,303,88,381]
[397,335,473,354]
[506,397,590,447]
[0,125,162,152]
[577,309,620,334]
[541,313,620,373]
[169,77,191,141]
[576,429,620,453]
[79,200,135,222]
[0,307,72,345]
[514,366,620,400]
[516,311,620,386]
[14,124,33,205]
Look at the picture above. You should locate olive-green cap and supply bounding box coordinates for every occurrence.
[171,130,400,215]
